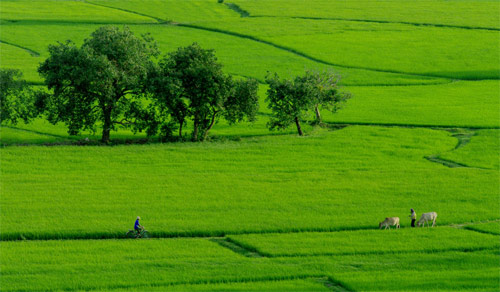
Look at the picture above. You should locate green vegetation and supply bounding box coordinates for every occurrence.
[228,227,499,257]
[439,130,500,169]
[230,0,500,29]
[0,0,498,291]
[1,237,497,291]
[2,126,498,240]
[464,221,500,235]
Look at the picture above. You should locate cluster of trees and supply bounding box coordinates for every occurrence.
[1,26,349,143]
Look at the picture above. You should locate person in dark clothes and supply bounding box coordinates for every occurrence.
[134,216,143,232]
[409,209,417,227]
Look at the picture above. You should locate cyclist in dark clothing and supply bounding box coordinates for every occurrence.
[134,216,143,232]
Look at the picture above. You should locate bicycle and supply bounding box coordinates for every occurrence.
[126,227,150,238]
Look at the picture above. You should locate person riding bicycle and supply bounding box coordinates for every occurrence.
[134,216,143,233]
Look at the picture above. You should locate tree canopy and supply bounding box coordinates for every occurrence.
[150,43,259,141]
[0,69,35,125]
[266,71,350,135]
[38,26,159,142]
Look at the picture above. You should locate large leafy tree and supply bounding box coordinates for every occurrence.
[38,26,159,143]
[0,69,36,125]
[152,43,259,141]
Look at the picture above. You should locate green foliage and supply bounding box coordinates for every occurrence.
[38,26,159,142]
[229,227,499,257]
[266,71,349,135]
[0,69,36,125]
[154,43,259,141]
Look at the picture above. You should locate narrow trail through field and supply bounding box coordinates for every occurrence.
[0,40,40,57]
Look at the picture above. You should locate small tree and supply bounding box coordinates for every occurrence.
[266,71,350,135]
[295,70,351,124]
[38,26,159,143]
[0,69,37,125]
[266,72,312,136]
[154,43,259,141]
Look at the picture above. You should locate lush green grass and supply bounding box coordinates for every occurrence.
[330,81,500,128]
[439,130,500,169]
[0,0,156,23]
[464,221,500,235]
[1,127,498,240]
[228,227,499,257]
[88,0,500,79]
[0,21,445,85]
[0,42,42,82]
[111,279,331,291]
[1,1,499,291]
[197,17,500,79]
[1,237,497,291]
[230,0,500,29]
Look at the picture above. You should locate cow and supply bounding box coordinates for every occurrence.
[379,217,400,229]
[417,212,438,227]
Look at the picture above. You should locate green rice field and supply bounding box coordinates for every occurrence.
[0,0,499,291]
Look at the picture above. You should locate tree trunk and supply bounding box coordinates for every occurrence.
[295,116,303,136]
[102,106,112,143]
[201,112,218,141]
[314,104,322,124]
[192,120,199,141]
[178,120,183,138]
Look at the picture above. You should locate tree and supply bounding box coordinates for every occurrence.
[295,70,351,124]
[266,71,350,136]
[38,26,159,143]
[0,69,36,125]
[153,43,259,141]
[265,72,312,136]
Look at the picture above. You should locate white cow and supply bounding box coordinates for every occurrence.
[417,212,438,227]
[379,217,400,229]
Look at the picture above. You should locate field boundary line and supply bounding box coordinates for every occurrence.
[84,0,167,23]
[424,128,495,170]
[174,23,460,81]
[314,276,354,292]
[286,16,500,32]
[210,238,266,257]
[64,1,499,81]
[0,40,40,57]
[323,122,500,130]
[0,125,79,141]
[79,274,324,292]
[238,246,500,259]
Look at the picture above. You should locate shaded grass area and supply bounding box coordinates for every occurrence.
[439,130,500,169]
[1,237,497,291]
[230,0,500,29]
[1,127,498,240]
[227,227,500,257]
